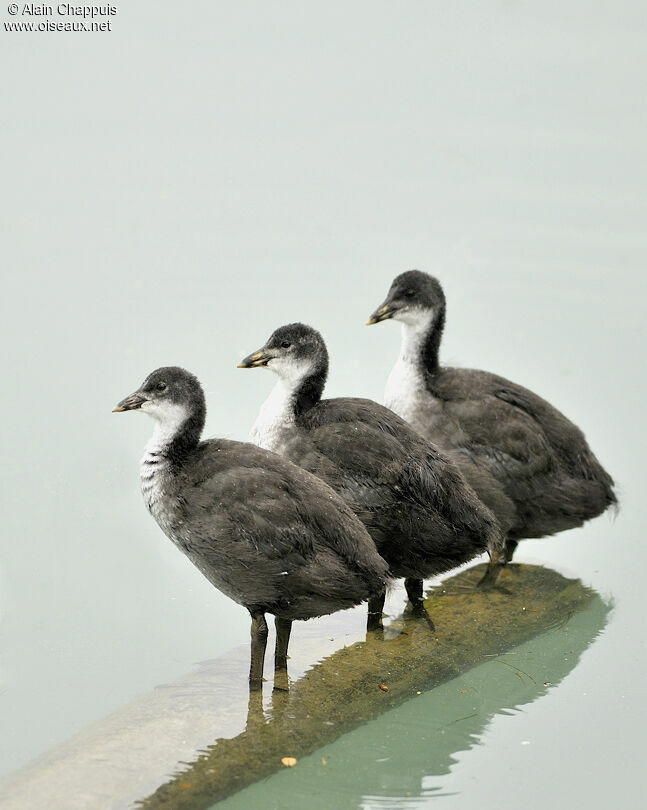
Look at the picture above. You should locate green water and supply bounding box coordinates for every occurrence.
[213,596,610,810]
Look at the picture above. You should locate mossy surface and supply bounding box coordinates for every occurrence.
[138,563,602,809]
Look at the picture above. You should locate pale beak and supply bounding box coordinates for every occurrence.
[237,348,272,368]
[112,392,148,412]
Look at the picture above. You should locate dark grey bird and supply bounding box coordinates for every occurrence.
[113,366,389,689]
[238,324,505,628]
[367,270,617,564]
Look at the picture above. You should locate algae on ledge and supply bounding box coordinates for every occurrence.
[139,562,608,810]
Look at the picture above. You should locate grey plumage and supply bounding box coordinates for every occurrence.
[240,324,506,625]
[114,366,388,687]
[368,270,617,560]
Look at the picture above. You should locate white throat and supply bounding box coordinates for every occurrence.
[398,312,434,363]
[139,402,190,524]
[143,402,190,454]
[249,376,298,453]
[384,311,434,423]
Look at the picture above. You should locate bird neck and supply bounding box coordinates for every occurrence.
[249,360,327,452]
[146,402,205,465]
[399,306,445,376]
[293,359,328,415]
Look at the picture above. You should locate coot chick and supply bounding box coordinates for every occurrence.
[238,324,505,626]
[113,366,389,688]
[367,270,617,562]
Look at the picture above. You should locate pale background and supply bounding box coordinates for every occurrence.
[1,1,645,807]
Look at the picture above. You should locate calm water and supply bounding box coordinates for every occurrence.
[215,593,611,810]
[1,1,645,807]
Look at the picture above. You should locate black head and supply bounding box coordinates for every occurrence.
[113,366,206,456]
[238,323,329,379]
[367,270,446,326]
[113,366,205,415]
[238,323,329,413]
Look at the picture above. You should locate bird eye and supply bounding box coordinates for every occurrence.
[156,381,167,391]
[404,289,415,299]
[281,341,291,349]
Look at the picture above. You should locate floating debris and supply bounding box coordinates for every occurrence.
[495,658,537,685]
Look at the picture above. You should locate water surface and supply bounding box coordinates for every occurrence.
[1,0,645,806]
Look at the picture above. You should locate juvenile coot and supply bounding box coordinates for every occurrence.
[367,270,617,562]
[113,366,389,688]
[238,324,505,626]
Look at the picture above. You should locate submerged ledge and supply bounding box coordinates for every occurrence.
[143,562,607,809]
[0,563,609,810]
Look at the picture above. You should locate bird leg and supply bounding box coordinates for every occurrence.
[477,547,507,591]
[249,612,268,691]
[367,590,386,631]
[274,616,292,672]
[404,578,435,630]
[505,540,519,563]
[273,617,292,692]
